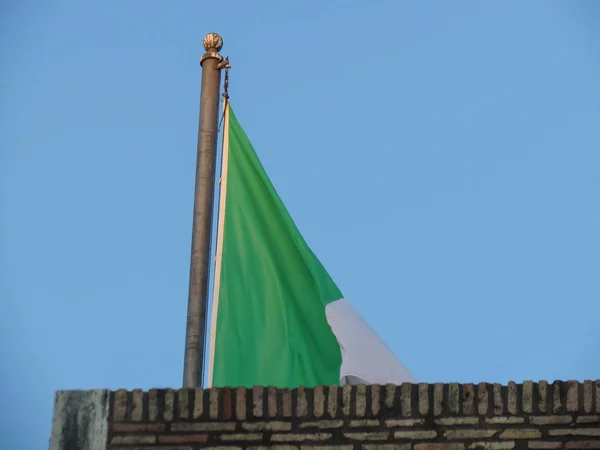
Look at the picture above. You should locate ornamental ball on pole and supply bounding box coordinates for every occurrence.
[203,33,223,52]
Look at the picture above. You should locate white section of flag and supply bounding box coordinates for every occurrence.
[325,298,415,385]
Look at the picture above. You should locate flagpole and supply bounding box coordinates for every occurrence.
[183,33,226,388]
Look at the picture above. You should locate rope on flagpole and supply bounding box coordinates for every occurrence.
[217,57,231,132]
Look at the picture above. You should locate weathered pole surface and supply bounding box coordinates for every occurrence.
[183,33,224,388]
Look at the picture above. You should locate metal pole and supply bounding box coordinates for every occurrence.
[183,33,224,388]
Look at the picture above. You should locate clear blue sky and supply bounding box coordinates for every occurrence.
[2,1,599,447]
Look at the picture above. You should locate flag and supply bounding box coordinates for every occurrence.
[207,103,415,388]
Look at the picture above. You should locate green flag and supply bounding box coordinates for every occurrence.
[207,103,414,388]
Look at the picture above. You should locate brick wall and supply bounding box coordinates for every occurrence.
[50,381,600,450]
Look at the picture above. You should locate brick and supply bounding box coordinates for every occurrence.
[283,389,292,418]
[220,434,263,441]
[363,446,409,450]
[304,447,352,450]
[350,419,380,427]
[371,384,381,416]
[523,381,533,414]
[327,386,338,418]
[253,386,264,418]
[434,383,444,416]
[131,389,143,421]
[469,443,515,450]
[463,384,475,415]
[268,386,278,418]
[222,387,232,420]
[159,435,209,444]
[250,447,298,450]
[478,383,489,416]
[305,447,353,450]
[577,415,600,423]
[149,389,159,421]
[314,386,325,418]
[171,422,236,432]
[507,382,517,415]
[113,390,127,421]
[343,384,352,416]
[414,445,465,450]
[272,433,331,442]
[530,415,572,425]
[201,447,242,450]
[179,388,190,419]
[208,389,219,420]
[193,388,203,419]
[243,422,293,431]
[567,381,578,412]
[499,429,542,439]
[445,430,497,439]
[394,430,437,439]
[539,381,548,413]
[435,417,479,425]
[449,383,460,414]
[112,423,166,432]
[528,443,562,449]
[356,384,367,417]
[566,441,600,449]
[111,435,156,445]
[345,432,390,440]
[549,429,600,437]
[493,384,504,415]
[485,417,525,424]
[385,419,424,427]
[297,387,308,418]
[401,383,412,416]
[419,383,430,415]
[583,380,593,413]
[386,384,396,409]
[553,381,562,413]
[111,447,193,450]
[236,387,246,420]
[299,420,343,429]
[165,389,174,421]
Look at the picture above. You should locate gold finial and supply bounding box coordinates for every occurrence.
[203,33,223,52]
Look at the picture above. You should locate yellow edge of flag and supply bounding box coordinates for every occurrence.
[206,101,230,388]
